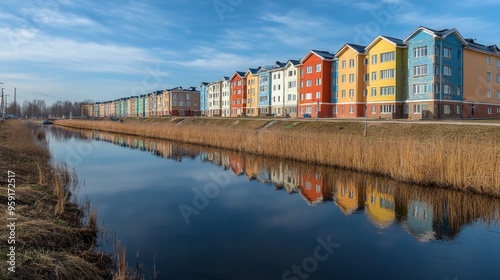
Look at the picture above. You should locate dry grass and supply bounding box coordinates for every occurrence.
[0,120,114,280]
[56,119,500,196]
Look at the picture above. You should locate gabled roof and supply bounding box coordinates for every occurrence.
[230,71,247,80]
[300,49,335,64]
[403,26,468,45]
[334,43,367,58]
[222,76,230,81]
[200,82,209,86]
[246,67,262,76]
[365,35,407,51]
[465,39,500,56]
[284,59,301,69]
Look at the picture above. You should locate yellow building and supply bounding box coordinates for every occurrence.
[334,179,364,215]
[246,68,260,117]
[463,40,500,118]
[334,43,368,118]
[365,35,408,119]
[365,185,396,228]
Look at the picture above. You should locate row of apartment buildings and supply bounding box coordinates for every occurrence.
[83,26,500,119]
[201,26,500,119]
[83,87,201,118]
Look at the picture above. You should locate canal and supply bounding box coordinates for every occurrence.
[42,124,499,280]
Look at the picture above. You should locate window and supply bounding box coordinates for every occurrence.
[497,59,500,68]
[364,58,369,65]
[316,78,321,85]
[457,50,461,60]
[497,74,500,83]
[444,105,450,114]
[372,72,377,81]
[341,90,346,98]
[487,72,492,82]
[306,106,312,113]
[380,86,395,95]
[444,66,452,76]
[349,59,355,67]
[444,85,451,94]
[349,74,355,83]
[414,65,428,76]
[413,84,428,94]
[364,74,369,82]
[342,60,346,69]
[457,105,461,115]
[363,89,367,97]
[487,56,491,64]
[487,90,492,98]
[380,51,395,62]
[306,80,312,87]
[457,86,461,96]
[316,64,321,72]
[288,81,297,88]
[305,93,312,100]
[380,105,395,114]
[444,48,451,58]
[434,64,439,75]
[371,106,376,114]
[315,91,321,98]
[414,46,428,58]
[371,55,377,64]
[349,106,354,114]
[380,69,395,79]
[371,88,377,97]
[349,89,354,98]
[497,90,500,99]
[300,69,304,75]
[306,66,312,73]
[413,104,421,114]
[300,81,304,88]
[342,75,346,83]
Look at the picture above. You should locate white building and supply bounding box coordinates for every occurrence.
[283,60,300,117]
[207,81,222,117]
[270,62,287,116]
[221,76,231,117]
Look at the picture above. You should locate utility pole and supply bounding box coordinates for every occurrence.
[0,88,4,117]
[13,88,17,117]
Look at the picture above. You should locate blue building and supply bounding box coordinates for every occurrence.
[257,65,277,115]
[200,82,208,116]
[404,26,467,119]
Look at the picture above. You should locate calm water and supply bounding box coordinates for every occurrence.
[39,124,499,280]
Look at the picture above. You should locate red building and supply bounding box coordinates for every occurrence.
[230,71,247,117]
[298,50,335,118]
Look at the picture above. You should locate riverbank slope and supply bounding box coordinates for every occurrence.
[0,120,114,279]
[56,117,500,197]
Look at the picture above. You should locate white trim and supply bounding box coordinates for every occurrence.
[462,101,500,105]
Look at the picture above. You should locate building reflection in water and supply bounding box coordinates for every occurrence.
[43,125,500,242]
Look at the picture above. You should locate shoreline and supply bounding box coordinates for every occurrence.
[0,120,116,279]
[55,117,500,197]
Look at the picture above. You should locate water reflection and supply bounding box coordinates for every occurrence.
[45,125,500,243]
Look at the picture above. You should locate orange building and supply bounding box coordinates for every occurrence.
[298,169,325,205]
[298,50,336,118]
[463,39,500,118]
[230,71,247,117]
[334,44,368,118]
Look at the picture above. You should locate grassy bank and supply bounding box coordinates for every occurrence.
[0,120,116,279]
[56,118,500,196]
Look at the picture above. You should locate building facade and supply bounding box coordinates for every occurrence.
[335,44,367,118]
[298,50,336,118]
[365,36,408,119]
[283,60,300,117]
[230,71,247,117]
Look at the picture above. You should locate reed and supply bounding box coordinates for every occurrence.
[56,119,500,196]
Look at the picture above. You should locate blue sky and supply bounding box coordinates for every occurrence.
[0,0,498,105]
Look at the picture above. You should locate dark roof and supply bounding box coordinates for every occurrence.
[222,76,230,80]
[235,71,246,77]
[311,49,335,59]
[346,43,366,53]
[380,36,405,46]
[421,26,452,36]
[466,39,500,54]
[247,67,261,74]
[200,82,209,86]
[287,59,301,65]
